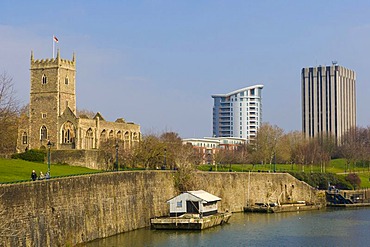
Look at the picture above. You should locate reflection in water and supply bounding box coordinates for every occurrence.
[84,208,370,247]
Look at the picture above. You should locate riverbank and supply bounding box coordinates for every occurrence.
[244,203,322,213]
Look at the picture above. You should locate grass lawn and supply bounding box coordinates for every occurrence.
[199,158,370,188]
[357,172,370,188]
[0,158,101,183]
[2,158,369,188]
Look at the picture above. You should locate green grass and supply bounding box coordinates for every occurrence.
[0,158,101,183]
[1,157,369,188]
[199,158,370,188]
[357,172,370,188]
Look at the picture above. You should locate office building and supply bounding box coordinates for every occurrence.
[302,64,356,143]
[212,85,263,141]
[182,137,247,164]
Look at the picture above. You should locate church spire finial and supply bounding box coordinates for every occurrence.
[31,50,34,61]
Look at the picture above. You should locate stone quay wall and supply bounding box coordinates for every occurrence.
[0,171,321,246]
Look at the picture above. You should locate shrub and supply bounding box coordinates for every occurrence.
[289,172,353,190]
[345,173,361,189]
[11,149,46,163]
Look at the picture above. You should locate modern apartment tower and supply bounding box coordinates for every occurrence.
[212,85,263,141]
[302,64,356,143]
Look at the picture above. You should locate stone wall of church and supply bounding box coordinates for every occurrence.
[77,117,140,150]
[16,52,141,154]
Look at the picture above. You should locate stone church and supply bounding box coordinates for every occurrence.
[17,50,141,156]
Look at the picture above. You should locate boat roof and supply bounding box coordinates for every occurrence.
[167,190,221,203]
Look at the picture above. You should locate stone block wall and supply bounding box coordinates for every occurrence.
[51,149,105,170]
[0,171,320,246]
[193,172,321,212]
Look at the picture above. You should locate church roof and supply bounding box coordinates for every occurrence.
[93,112,105,121]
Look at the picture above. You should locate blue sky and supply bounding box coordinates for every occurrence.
[1,1,370,138]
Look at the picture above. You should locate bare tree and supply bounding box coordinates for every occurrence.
[248,123,284,165]
[160,132,183,169]
[133,134,166,169]
[339,127,362,173]
[76,108,95,118]
[173,143,198,191]
[0,71,19,155]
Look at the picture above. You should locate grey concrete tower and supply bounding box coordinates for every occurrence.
[302,64,356,143]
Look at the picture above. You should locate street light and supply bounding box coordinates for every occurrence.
[47,140,52,177]
[115,142,119,171]
[162,148,167,170]
[273,137,277,173]
[164,148,167,169]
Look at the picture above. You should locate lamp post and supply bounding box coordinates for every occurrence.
[47,140,52,176]
[207,152,212,171]
[115,142,119,171]
[273,137,277,173]
[163,148,167,170]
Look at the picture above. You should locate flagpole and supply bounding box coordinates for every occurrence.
[52,35,55,59]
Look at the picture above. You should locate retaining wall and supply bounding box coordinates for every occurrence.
[0,171,321,246]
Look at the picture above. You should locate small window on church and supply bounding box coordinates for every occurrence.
[42,113,47,118]
[40,126,47,140]
[65,77,69,85]
[22,132,28,144]
[42,74,47,84]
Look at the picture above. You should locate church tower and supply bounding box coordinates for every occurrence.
[28,50,76,149]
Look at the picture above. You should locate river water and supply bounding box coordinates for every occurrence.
[84,208,370,247]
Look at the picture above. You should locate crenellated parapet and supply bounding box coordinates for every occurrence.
[31,50,76,70]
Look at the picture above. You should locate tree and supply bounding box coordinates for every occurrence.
[76,108,95,118]
[134,134,166,169]
[0,71,19,155]
[248,123,284,166]
[160,132,183,169]
[339,127,363,173]
[99,139,120,170]
[345,173,361,189]
[173,143,198,191]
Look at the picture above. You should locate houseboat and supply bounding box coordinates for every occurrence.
[151,190,232,230]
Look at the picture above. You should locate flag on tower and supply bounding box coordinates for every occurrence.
[53,36,59,43]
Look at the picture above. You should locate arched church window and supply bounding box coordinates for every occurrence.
[65,76,69,85]
[124,131,130,140]
[42,74,47,84]
[109,130,114,139]
[133,132,138,141]
[124,131,130,149]
[101,130,107,141]
[85,128,94,149]
[61,121,75,144]
[40,126,47,140]
[22,132,28,144]
[117,131,122,140]
[132,132,139,148]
